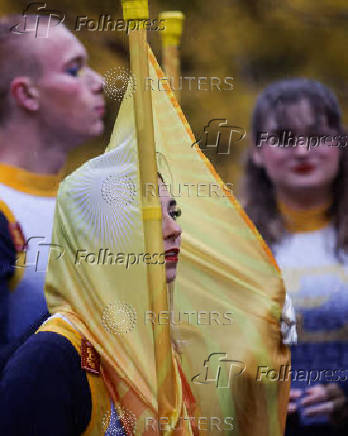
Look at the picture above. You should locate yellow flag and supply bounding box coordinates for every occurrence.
[106,46,290,435]
[44,44,289,435]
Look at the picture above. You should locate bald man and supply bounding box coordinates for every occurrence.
[0,14,104,343]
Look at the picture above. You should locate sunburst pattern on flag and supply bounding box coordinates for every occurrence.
[68,144,139,250]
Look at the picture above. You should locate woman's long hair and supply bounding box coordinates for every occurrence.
[242,78,348,256]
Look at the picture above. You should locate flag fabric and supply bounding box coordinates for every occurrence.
[44,44,290,435]
[146,47,290,435]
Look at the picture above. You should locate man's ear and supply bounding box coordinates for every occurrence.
[10,77,39,111]
[251,148,264,168]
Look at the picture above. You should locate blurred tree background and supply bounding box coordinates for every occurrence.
[1,0,347,194]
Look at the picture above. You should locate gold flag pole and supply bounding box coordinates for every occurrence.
[159,11,185,102]
[121,0,178,428]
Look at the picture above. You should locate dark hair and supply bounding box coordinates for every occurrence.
[242,78,348,256]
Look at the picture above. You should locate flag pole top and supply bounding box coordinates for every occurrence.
[159,11,185,46]
[121,0,149,20]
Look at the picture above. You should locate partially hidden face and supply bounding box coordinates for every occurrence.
[159,179,182,283]
[252,98,341,192]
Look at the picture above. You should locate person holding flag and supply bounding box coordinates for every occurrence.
[0,172,184,436]
[1,1,291,435]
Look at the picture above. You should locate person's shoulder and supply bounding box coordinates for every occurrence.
[0,331,91,436]
[2,330,85,383]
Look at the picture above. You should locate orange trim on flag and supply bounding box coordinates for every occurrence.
[148,48,280,273]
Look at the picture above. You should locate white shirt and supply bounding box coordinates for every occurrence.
[0,164,60,341]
